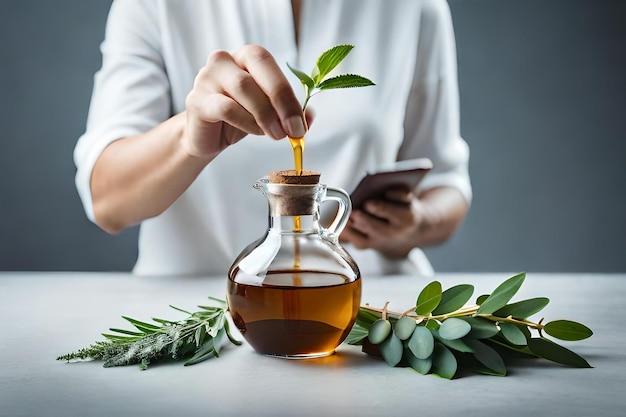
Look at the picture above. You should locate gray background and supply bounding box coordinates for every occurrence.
[1,0,624,273]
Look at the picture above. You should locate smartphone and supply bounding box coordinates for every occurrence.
[350,158,432,209]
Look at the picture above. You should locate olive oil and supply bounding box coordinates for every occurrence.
[227,270,361,357]
[289,135,305,285]
[288,136,305,176]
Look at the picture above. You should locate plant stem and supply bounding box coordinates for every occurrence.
[360,304,545,330]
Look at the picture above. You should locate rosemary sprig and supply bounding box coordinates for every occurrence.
[346,273,594,378]
[57,297,241,370]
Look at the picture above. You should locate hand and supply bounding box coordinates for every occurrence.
[340,189,427,258]
[182,45,308,158]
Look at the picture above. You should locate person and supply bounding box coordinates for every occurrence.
[74,0,472,277]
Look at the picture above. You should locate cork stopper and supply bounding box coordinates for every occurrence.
[268,170,321,185]
[264,170,322,216]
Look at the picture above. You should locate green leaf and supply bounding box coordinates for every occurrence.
[462,317,499,339]
[394,316,417,340]
[196,305,222,312]
[368,319,392,344]
[212,327,227,357]
[527,337,592,368]
[494,297,550,319]
[432,284,474,315]
[287,62,314,90]
[184,337,216,366]
[432,328,474,353]
[499,322,528,346]
[425,319,440,331]
[477,272,526,314]
[405,348,432,375]
[354,308,380,329]
[407,326,434,359]
[476,294,489,305]
[312,44,354,84]
[151,317,176,325]
[543,320,593,341]
[488,337,533,356]
[415,281,443,316]
[457,353,505,376]
[465,339,506,376]
[194,325,205,347]
[138,358,149,371]
[438,318,472,340]
[431,343,457,379]
[223,319,242,346]
[380,333,403,366]
[346,324,369,345]
[122,316,160,334]
[168,305,193,315]
[318,74,375,90]
[101,333,135,341]
[108,328,145,337]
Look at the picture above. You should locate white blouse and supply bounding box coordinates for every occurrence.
[74,0,472,277]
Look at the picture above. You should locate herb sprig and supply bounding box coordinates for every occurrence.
[57,297,241,370]
[58,273,593,377]
[346,272,593,378]
[287,44,375,111]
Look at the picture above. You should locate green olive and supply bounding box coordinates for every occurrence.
[394,316,417,340]
[368,319,392,344]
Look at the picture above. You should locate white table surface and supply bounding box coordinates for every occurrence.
[1,272,624,417]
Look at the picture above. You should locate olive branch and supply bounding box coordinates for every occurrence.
[346,272,593,378]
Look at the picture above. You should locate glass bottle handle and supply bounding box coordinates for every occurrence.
[322,186,352,242]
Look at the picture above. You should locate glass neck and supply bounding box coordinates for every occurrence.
[269,214,320,232]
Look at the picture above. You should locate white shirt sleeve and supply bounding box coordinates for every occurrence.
[73,0,171,222]
[397,0,472,204]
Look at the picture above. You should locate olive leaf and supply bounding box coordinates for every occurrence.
[431,343,457,379]
[368,319,392,344]
[543,320,593,341]
[345,324,369,345]
[432,284,474,315]
[462,317,499,339]
[477,272,526,314]
[406,348,432,375]
[465,339,506,376]
[407,325,434,359]
[438,318,471,340]
[494,297,550,319]
[394,316,417,340]
[415,280,442,316]
[380,333,403,366]
[432,328,474,353]
[527,338,592,368]
[499,322,527,346]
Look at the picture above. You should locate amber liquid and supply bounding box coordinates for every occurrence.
[227,270,361,357]
[288,136,305,176]
[288,136,305,284]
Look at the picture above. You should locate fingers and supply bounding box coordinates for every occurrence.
[341,194,422,250]
[188,45,306,146]
[360,198,414,228]
[233,45,306,138]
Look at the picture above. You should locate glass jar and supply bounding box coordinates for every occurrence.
[227,175,361,358]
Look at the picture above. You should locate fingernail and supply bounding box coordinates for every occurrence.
[285,115,306,138]
[269,119,285,139]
